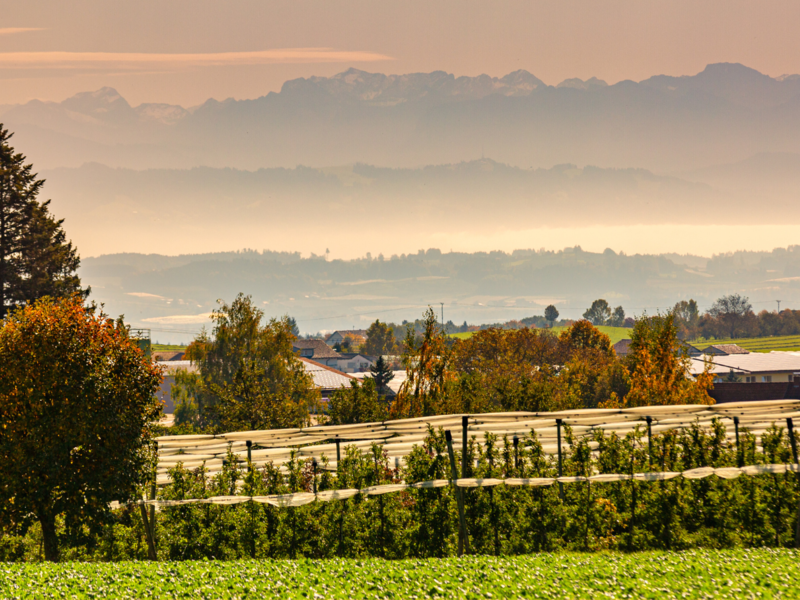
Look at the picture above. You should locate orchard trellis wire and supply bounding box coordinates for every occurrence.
[123,399,800,559]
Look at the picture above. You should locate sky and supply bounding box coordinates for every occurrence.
[2,0,800,106]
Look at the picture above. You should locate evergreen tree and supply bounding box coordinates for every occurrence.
[0,125,86,316]
[369,355,395,397]
[544,304,559,327]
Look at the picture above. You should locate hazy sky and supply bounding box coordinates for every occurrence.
[2,0,800,106]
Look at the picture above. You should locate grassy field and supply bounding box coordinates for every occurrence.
[3,550,796,599]
[451,326,632,345]
[689,335,800,353]
[151,344,187,352]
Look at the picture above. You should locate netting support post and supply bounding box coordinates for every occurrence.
[446,430,469,556]
[487,442,499,555]
[787,417,800,548]
[734,417,742,468]
[513,436,519,476]
[312,459,318,495]
[645,416,653,471]
[556,419,564,500]
[336,439,341,469]
[462,416,469,478]
[246,440,252,464]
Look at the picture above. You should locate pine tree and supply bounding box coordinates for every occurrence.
[369,355,395,397]
[0,125,86,316]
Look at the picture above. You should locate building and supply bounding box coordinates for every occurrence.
[613,339,699,358]
[325,329,369,346]
[689,351,800,384]
[298,357,356,402]
[155,360,197,414]
[701,344,749,356]
[153,350,186,362]
[612,338,632,357]
[335,353,375,373]
[293,339,342,362]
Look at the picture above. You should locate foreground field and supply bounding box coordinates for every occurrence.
[689,334,800,353]
[2,550,797,599]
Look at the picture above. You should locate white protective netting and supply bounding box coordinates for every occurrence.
[154,399,800,485]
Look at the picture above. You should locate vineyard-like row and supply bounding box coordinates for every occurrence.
[1,550,798,599]
[3,419,799,562]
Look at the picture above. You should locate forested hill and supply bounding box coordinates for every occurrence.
[81,246,800,342]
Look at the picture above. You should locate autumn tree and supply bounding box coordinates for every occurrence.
[673,299,700,340]
[0,125,86,317]
[621,312,713,408]
[175,294,317,430]
[390,307,454,418]
[0,296,162,561]
[364,319,398,355]
[707,294,753,339]
[609,305,625,327]
[583,299,611,325]
[544,304,559,327]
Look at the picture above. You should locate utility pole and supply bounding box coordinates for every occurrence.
[777,300,781,313]
[440,302,445,334]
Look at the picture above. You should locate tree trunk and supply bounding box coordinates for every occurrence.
[38,510,60,562]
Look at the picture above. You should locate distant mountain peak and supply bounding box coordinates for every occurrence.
[556,77,608,90]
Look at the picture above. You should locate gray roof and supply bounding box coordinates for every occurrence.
[300,358,355,390]
[326,329,368,340]
[689,352,800,375]
[293,339,342,359]
[702,344,749,355]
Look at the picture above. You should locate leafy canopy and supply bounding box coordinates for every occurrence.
[0,295,163,561]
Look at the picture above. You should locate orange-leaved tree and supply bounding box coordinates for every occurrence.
[0,295,163,561]
[619,312,713,408]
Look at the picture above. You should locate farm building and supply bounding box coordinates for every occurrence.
[325,329,369,346]
[689,351,800,384]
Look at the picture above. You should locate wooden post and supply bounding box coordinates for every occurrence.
[787,418,800,548]
[513,436,519,475]
[139,498,157,560]
[312,459,318,495]
[645,416,653,471]
[487,441,499,556]
[445,430,468,556]
[556,419,564,500]
[462,416,469,478]
[336,439,341,468]
[734,416,742,468]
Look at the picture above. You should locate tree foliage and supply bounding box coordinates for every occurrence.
[0,295,162,561]
[363,319,397,355]
[174,294,318,430]
[544,304,559,326]
[369,355,394,396]
[0,126,86,317]
[583,299,612,325]
[327,378,388,425]
[707,294,754,339]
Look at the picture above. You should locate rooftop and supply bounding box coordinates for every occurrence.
[293,339,342,359]
[689,351,800,375]
[702,344,750,355]
[300,357,355,390]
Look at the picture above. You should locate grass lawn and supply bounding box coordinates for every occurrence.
[4,550,796,599]
[151,344,188,352]
[689,335,800,353]
[451,326,632,345]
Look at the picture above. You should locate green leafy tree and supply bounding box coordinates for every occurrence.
[583,299,611,326]
[364,319,398,355]
[0,295,162,561]
[544,304,559,327]
[287,316,300,336]
[327,378,388,425]
[0,125,86,316]
[609,306,625,327]
[369,355,395,396]
[177,294,317,430]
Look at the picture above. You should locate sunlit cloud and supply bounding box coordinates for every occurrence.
[0,48,394,73]
[0,28,45,36]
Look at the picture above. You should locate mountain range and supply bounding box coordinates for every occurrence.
[3,63,800,172]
